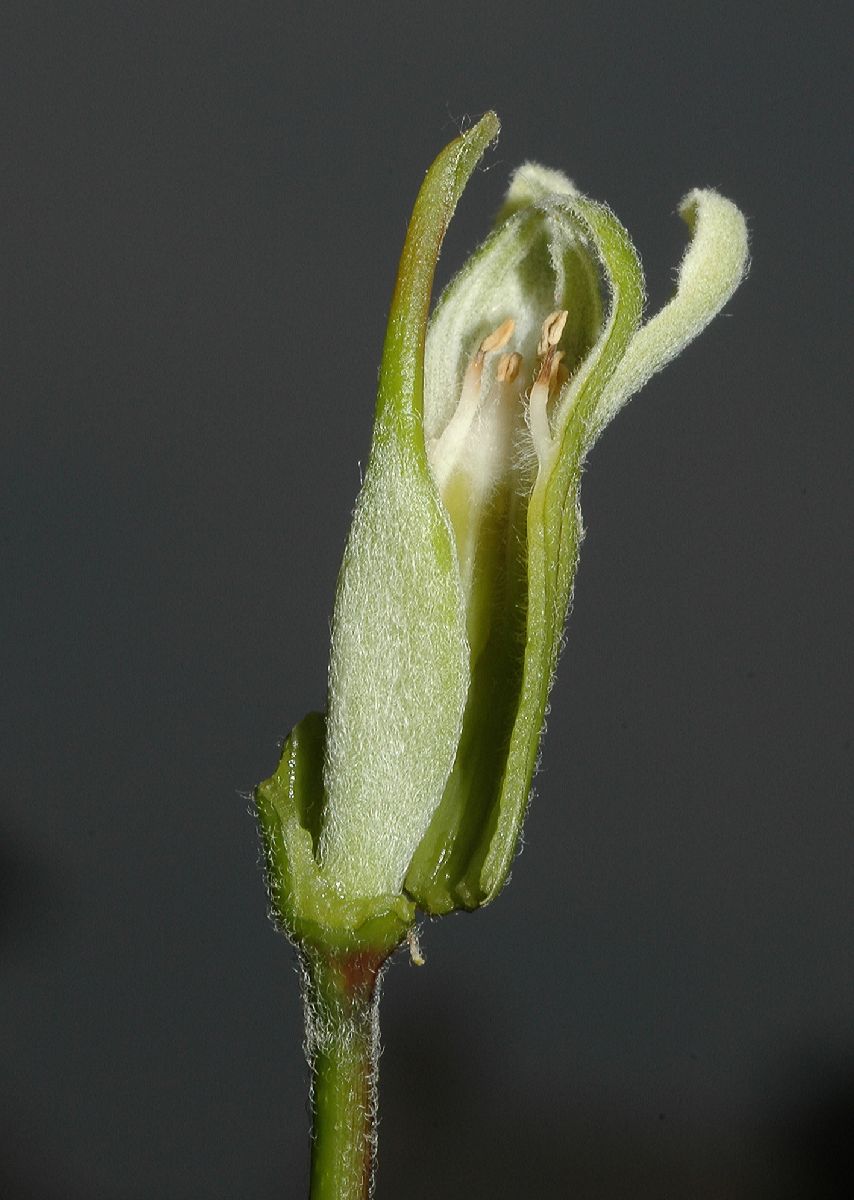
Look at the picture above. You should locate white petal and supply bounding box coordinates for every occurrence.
[498,161,579,217]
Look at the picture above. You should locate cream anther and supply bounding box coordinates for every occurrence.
[537,309,569,356]
[479,317,516,356]
[497,350,523,383]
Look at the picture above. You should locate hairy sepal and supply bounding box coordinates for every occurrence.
[318,114,499,899]
[405,186,640,912]
[255,713,414,957]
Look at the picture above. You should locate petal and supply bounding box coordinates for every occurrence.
[496,160,580,213]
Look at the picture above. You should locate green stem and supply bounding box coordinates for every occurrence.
[304,948,385,1200]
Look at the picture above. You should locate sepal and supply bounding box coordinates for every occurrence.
[255,712,414,957]
[318,114,500,899]
[405,189,646,913]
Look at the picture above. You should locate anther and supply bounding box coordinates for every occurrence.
[537,310,569,356]
[497,350,523,383]
[479,317,516,356]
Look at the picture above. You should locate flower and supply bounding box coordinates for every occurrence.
[256,112,748,952]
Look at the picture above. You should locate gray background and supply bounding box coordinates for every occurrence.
[2,2,852,1196]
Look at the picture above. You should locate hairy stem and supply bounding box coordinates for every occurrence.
[304,948,385,1200]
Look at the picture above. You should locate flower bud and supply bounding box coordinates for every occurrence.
[256,113,748,949]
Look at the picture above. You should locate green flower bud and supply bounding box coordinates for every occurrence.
[256,112,748,950]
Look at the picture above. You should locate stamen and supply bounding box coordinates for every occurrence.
[479,317,515,355]
[496,350,523,384]
[553,358,570,396]
[530,312,569,463]
[548,350,566,394]
[528,370,552,458]
[430,318,516,491]
[537,309,569,356]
